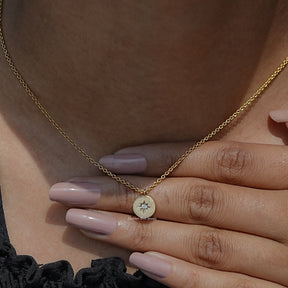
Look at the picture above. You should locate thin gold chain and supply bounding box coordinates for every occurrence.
[1,0,288,195]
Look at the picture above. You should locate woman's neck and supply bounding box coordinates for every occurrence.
[1,0,288,148]
[3,1,288,102]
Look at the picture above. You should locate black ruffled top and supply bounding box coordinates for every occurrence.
[0,188,167,288]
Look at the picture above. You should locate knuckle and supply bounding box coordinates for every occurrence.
[116,184,135,212]
[184,183,220,222]
[179,271,199,288]
[129,221,153,250]
[194,229,225,267]
[214,144,253,182]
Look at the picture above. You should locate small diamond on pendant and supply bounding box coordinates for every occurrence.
[141,203,148,209]
[139,201,150,213]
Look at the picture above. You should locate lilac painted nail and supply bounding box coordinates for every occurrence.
[129,252,171,278]
[99,153,147,174]
[269,110,288,123]
[49,182,101,205]
[66,209,116,235]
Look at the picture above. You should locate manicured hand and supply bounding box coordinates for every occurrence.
[49,111,288,287]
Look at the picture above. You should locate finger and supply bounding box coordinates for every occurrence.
[98,142,194,175]
[50,177,288,241]
[65,209,288,286]
[129,252,286,288]
[177,141,288,189]
[270,109,288,127]
[99,141,288,189]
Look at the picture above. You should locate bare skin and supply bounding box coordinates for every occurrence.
[0,0,288,273]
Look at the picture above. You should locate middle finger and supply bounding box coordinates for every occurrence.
[50,176,288,242]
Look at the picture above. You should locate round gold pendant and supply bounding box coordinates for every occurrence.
[133,195,156,219]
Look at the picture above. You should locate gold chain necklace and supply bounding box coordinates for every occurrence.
[1,0,288,219]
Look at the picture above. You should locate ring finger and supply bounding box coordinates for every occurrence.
[65,209,288,286]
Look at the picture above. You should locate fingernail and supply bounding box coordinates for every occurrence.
[99,154,147,174]
[66,209,116,235]
[49,182,101,205]
[129,252,171,278]
[269,110,288,123]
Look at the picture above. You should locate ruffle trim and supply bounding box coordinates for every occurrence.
[0,242,167,288]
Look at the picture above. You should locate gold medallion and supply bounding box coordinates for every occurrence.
[133,195,156,219]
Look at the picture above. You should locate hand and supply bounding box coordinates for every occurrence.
[49,111,288,287]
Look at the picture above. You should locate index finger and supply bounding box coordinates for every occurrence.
[99,141,288,189]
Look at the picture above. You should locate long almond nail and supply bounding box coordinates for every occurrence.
[269,110,288,123]
[99,154,147,174]
[49,182,101,205]
[66,209,116,234]
[129,252,171,278]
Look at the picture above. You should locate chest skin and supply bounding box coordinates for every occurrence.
[1,76,288,273]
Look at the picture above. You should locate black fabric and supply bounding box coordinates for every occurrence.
[0,188,167,288]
